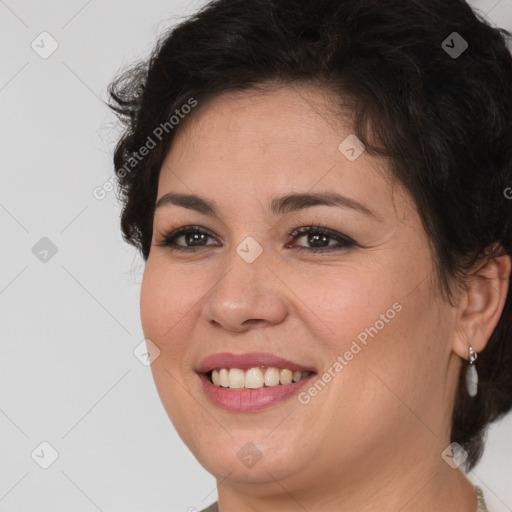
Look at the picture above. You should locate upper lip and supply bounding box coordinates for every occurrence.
[196,352,317,373]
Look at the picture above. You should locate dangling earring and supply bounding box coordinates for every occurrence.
[465,346,478,397]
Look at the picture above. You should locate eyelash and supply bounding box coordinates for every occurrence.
[154,224,358,253]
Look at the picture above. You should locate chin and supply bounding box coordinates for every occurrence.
[186,426,314,486]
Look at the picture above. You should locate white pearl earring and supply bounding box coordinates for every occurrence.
[465,345,479,397]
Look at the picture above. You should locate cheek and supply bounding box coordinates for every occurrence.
[140,261,198,343]
[139,261,203,435]
[321,272,445,431]
[286,261,403,354]
[140,258,219,387]
[292,258,438,408]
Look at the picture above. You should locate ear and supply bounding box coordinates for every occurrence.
[452,252,511,360]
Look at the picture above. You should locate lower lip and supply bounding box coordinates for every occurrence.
[199,373,315,411]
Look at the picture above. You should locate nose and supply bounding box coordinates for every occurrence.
[201,250,289,332]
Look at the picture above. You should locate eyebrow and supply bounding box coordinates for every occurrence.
[154,191,380,220]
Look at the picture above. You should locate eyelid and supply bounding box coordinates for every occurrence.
[154,225,220,249]
[288,224,357,243]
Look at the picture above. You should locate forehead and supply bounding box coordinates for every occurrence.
[156,84,406,223]
[166,84,349,162]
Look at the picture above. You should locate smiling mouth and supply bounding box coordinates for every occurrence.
[206,366,315,389]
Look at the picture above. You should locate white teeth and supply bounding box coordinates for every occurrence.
[209,366,310,389]
[264,367,280,386]
[279,368,293,385]
[245,367,264,388]
[219,368,229,387]
[292,370,302,383]
[228,368,245,389]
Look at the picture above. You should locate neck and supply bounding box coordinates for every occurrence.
[216,449,478,512]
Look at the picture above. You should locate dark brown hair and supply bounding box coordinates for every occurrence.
[107,0,512,470]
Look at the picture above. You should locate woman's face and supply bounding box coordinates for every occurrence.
[140,85,461,492]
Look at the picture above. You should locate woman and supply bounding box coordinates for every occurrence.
[108,0,512,510]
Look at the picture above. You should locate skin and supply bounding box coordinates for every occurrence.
[140,83,510,512]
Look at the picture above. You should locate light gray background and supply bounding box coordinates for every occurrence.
[1,1,511,511]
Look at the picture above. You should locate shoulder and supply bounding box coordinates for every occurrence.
[199,502,218,512]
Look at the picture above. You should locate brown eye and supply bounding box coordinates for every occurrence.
[287,226,357,253]
[155,226,220,251]
[155,224,357,254]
